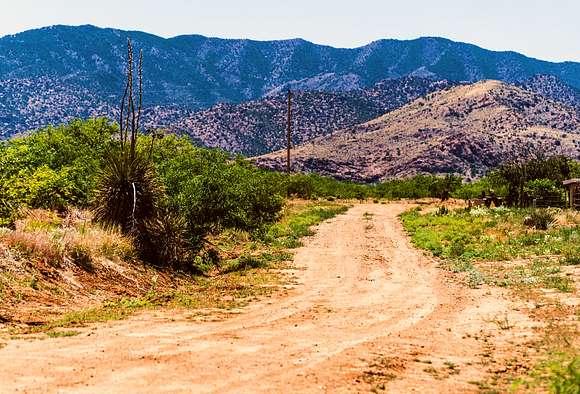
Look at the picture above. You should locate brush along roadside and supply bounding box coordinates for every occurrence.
[0,201,349,338]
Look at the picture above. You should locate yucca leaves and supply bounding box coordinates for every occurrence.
[93,151,163,233]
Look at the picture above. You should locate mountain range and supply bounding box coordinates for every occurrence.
[166,77,458,155]
[2,25,580,138]
[2,25,580,180]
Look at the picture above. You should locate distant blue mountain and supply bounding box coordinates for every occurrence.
[2,24,580,110]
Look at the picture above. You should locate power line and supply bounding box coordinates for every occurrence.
[286,89,292,174]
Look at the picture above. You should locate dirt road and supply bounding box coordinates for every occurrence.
[0,203,531,393]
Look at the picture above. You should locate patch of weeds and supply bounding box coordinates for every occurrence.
[46,330,81,338]
[543,275,574,293]
[443,361,461,375]
[513,354,580,393]
[485,314,514,330]
[264,203,349,248]
[363,212,374,220]
[26,275,39,290]
[423,366,442,380]
[513,260,575,293]
[467,269,485,289]
[468,380,498,392]
[548,357,580,394]
[562,254,580,266]
[222,254,268,273]
[70,243,93,272]
[360,355,404,391]
[401,207,580,263]
[29,306,135,333]
[363,212,375,231]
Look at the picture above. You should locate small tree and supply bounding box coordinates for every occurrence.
[491,155,572,207]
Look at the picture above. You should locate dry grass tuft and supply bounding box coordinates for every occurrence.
[0,208,135,269]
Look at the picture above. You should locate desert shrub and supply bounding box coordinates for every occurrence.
[157,145,284,249]
[93,152,164,233]
[141,209,195,269]
[525,209,558,230]
[452,176,508,200]
[539,356,580,394]
[283,174,317,199]
[375,174,461,200]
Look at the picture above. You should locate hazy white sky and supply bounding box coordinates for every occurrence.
[1,0,579,62]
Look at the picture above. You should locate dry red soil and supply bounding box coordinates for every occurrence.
[0,203,535,393]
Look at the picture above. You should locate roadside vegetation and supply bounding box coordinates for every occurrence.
[401,205,579,393]
[0,200,347,335]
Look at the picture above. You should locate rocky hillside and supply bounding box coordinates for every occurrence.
[0,77,115,135]
[3,24,580,139]
[518,74,580,110]
[169,77,457,155]
[255,81,580,181]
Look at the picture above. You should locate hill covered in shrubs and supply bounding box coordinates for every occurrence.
[257,80,580,181]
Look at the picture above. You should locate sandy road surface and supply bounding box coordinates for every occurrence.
[0,203,529,393]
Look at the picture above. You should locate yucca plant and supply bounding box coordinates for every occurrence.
[93,39,164,256]
[525,208,557,230]
[92,39,204,268]
[93,151,163,233]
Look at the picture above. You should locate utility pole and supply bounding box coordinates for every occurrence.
[286,89,293,174]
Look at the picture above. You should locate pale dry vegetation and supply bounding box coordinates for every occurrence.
[1,208,134,269]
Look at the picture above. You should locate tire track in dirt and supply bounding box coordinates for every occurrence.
[0,203,533,393]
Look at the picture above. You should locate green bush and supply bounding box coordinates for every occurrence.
[0,119,116,218]
[547,357,580,394]
[524,178,566,206]
[157,143,284,246]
